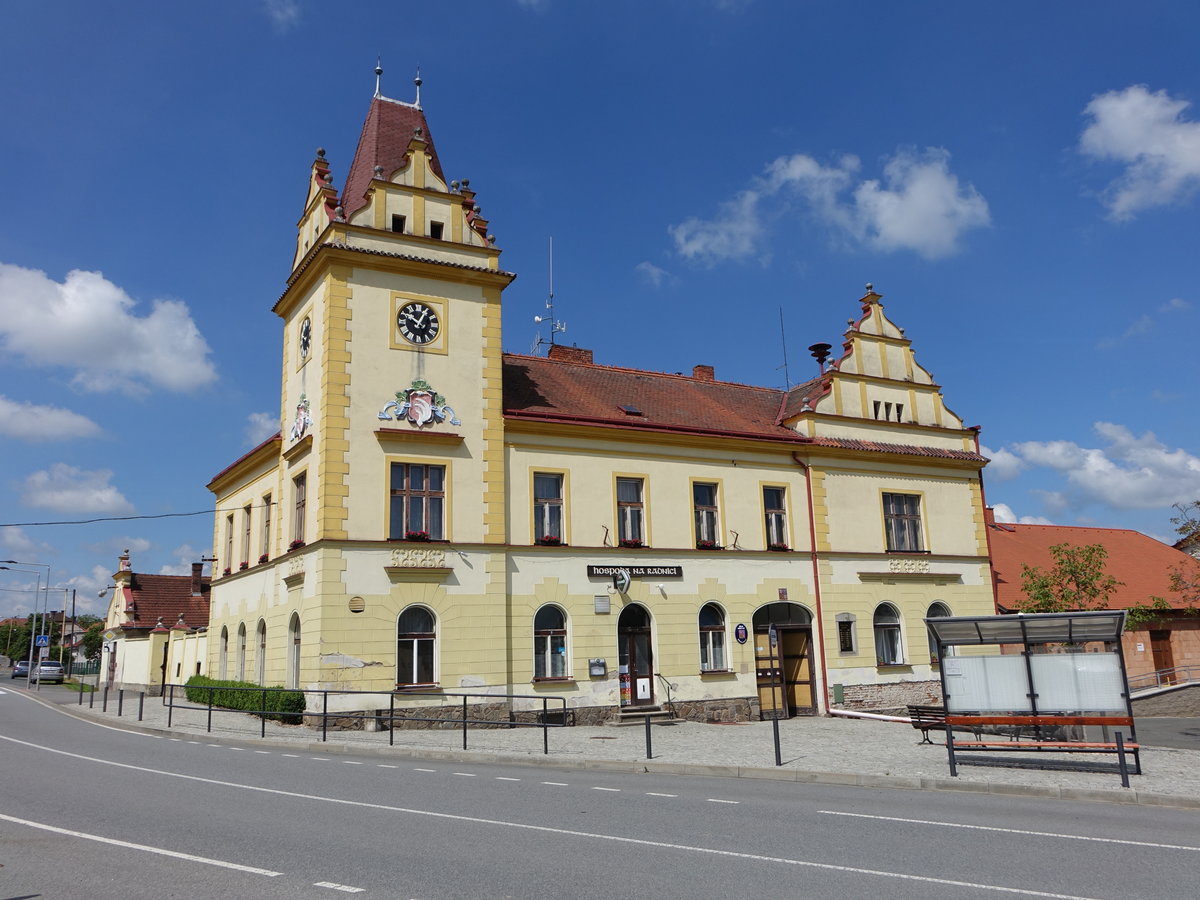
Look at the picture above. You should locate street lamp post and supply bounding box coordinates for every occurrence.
[1,560,51,686]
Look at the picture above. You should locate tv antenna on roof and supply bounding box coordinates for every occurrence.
[776,306,791,390]
[532,236,566,355]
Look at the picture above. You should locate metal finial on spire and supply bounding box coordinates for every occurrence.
[374,58,383,98]
[414,66,422,109]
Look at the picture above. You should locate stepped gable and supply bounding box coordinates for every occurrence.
[341,95,446,222]
[502,347,802,442]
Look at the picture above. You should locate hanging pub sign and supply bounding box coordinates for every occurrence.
[586,565,683,579]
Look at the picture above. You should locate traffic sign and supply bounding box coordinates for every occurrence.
[34,634,50,648]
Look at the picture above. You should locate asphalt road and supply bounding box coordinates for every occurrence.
[2,686,1199,899]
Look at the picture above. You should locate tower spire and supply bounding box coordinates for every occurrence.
[374,58,383,98]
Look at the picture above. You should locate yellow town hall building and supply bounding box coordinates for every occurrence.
[205,77,996,722]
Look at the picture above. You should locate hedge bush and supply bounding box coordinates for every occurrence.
[184,675,305,725]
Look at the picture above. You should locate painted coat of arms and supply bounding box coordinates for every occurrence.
[289,394,313,441]
[378,380,461,427]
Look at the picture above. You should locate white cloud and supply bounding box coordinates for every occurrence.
[1161,297,1191,313]
[0,526,53,557]
[1079,85,1200,220]
[1097,295,1191,349]
[634,261,674,288]
[244,411,279,447]
[991,503,1054,526]
[65,565,117,616]
[83,536,152,557]
[263,0,301,30]
[1005,422,1200,511]
[0,263,217,395]
[160,543,208,577]
[981,445,1025,481]
[20,463,134,515]
[670,147,988,265]
[0,394,102,441]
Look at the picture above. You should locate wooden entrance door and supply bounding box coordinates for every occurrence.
[755,626,816,718]
[1150,630,1175,682]
[618,605,654,707]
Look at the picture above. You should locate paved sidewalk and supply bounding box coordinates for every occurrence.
[22,684,1200,810]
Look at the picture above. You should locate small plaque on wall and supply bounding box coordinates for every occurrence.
[593,594,610,614]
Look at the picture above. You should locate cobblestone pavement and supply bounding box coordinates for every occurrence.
[23,685,1200,809]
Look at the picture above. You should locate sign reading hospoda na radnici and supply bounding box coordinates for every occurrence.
[586,565,683,579]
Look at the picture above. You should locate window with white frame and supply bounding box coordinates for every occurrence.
[874,604,903,666]
[260,494,272,562]
[224,514,234,571]
[533,473,563,542]
[241,504,252,567]
[617,477,645,545]
[219,626,228,679]
[255,619,266,685]
[693,482,720,547]
[389,463,445,540]
[533,605,568,679]
[763,486,787,549]
[236,623,247,680]
[293,473,307,544]
[927,602,951,664]
[883,492,923,552]
[287,613,301,690]
[397,606,436,685]
[699,603,727,671]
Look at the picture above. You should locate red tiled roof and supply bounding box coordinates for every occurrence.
[808,437,985,461]
[120,573,210,631]
[342,96,445,221]
[989,522,1200,612]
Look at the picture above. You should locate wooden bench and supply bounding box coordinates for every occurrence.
[907,704,948,744]
[944,714,1141,786]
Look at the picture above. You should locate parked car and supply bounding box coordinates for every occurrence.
[11,660,30,679]
[31,661,66,684]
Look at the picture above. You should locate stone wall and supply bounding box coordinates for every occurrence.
[833,679,942,714]
[1132,684,1200,717]
[671,696,755,723]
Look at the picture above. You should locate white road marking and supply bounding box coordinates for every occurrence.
[819,810,1200,853]
[188,740,201,744]
[452,772,476,777]
[0,812,281,877]
[495,777,521,782]
[646,792,676,797]
[228,746,244,751]
[282,753,300,758]
[343,761,363,765]
[0,734,1105,900]
[314,882,365,893]
[378,764,399,769]
[255,750,271,755]
[707,799,739,804]
[541,781,568,786]
[414,767,436,772]
[592,787,620,792]
[310,757,329,761]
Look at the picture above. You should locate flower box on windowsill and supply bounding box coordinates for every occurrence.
[699,668,734,676]
[221,567,232,577]
[618,539,645,549]
[695,540,722,551]
[239,561,249,570]
[768,543,790,552]
[258,554,269,565]
[288,539,306,552]
[536,536,563,546]
[404,531,431,542]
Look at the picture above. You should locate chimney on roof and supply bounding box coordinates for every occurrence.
[547,344,593,365]
[984,506,996,528]
[692,365,714,382]
[191,562,203,597]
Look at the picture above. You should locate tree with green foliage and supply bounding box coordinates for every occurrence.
[81,622,105,661]
[1018,543,1123,614]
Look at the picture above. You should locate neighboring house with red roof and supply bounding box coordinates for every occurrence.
[100,550,210,694]
[986,510,1200,682]
[203,74,997,723]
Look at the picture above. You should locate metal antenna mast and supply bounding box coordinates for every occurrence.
[777,306,791,390]
[532,237,566,355]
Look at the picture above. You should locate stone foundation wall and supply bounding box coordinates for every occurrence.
[833,679,942,714]
[1132,684,1200,717]
[671,696,755,723]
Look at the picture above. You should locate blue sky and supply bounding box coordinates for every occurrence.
[2,0,1199,616]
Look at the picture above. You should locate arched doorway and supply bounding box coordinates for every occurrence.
[617,604,654,707]
[753,602,816,718]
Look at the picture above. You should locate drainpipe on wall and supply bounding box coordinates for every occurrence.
[793,452,832,715]
[969,426,1000,613]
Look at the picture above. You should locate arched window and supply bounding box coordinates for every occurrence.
[926,602,951,664]
[236,623,247,681]
[874,604,903,666]
[699,603,726,671]
[533,605,567,679]
[255,619,266,685]
[287,613,301,690]
[397,606,436,686]
[218,626,229,680]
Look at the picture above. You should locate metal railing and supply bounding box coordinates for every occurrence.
[1128,665,1200,692]
[162,684,568,754]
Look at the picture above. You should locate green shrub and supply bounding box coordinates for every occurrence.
[184,675,305,725]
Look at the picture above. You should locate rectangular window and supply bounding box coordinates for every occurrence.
[293,473,307,544]
[883,492,923,552]
[241,504,252,566]
[224,514,234,570]
[260,494,272,561]
[693,482,719,546]
[533,473,563,541]
[763,486,787,549]
[390,463,445,539]
[429,221,444,240]
[391,213,406,233]
[616,478,644,545]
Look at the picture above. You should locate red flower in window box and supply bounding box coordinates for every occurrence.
[695,540,722,551]
[619,538,644,549]
[768,543,790,552]
[404,530,431,542]
[258,553,269,564]
[239,561,249,570]
[221,567,232,576]
[288,539,306,551]
[537,535,562,546]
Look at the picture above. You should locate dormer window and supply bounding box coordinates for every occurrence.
[391,214,407,233]
[429,221,444,240]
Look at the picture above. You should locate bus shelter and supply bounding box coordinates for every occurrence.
[924,610,1141,784]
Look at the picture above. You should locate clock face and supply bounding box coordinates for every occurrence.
[397,302,440,345]
[299,317,312,359]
